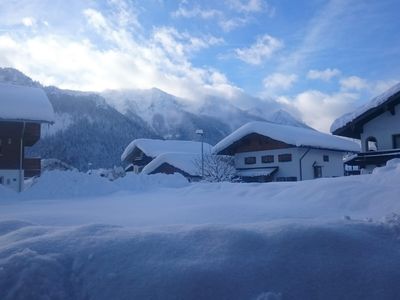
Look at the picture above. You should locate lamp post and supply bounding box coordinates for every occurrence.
[195,129,204,179]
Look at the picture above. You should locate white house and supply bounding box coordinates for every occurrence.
[331,82,400,173]
[212,121,360,182]
[0,83,54,191]
[121,138,212,174]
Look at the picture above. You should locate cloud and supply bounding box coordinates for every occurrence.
[307,68,340,81]
[282,90,359,132]
[0,5,239,103]
[172,6,222,19]
[21,17,36,27]
[235,34,283,65]
[263,73,297,92]
[226,0,265,13]
[340,75,368,91]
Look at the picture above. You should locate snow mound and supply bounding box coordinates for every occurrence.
[114,172,189,191]
[1,221,400,300]
[372,158,400,175]
[23,171,118,199]
[0,171,189,200]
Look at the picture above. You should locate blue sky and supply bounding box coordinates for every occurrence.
[0,0,399,131]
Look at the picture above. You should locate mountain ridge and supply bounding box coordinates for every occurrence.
[0,67,311,170]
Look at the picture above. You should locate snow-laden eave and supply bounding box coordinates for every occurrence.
[213,121,360,155]
[331,82,400,137]
[141,152,200,176]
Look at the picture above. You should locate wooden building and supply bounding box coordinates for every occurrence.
[141,152,202,182]
[121,138,212,174]
[0,83,54,191]
[213,121,359,182]
[331,82,400,173]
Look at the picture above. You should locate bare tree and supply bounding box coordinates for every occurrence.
[194,153,236,182]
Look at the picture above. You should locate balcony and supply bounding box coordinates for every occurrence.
[24,123,41,146]
[23,158,41,178]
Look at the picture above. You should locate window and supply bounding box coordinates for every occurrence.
[276,176,297,182]
[314,166,322,178]
[393,134,400,149]
[0,177,3,185]
[8,138,12,144]
[278,153,292,162]
[0,139,2,156]
[261,155,274,163]
[323,155,329,162]
[244,156,256,164]
[365,137,378,151]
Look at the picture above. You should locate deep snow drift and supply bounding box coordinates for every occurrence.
[0,161,400,300]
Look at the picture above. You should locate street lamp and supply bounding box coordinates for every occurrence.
[195,129,204,179]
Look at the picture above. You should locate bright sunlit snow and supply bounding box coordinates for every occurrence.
[0,160,400,299]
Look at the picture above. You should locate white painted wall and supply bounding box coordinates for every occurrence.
[298,148,345,180]
[360,103,400,151]
[0,169,21,191]
[234,147,345,181]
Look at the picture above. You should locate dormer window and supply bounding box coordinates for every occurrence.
[365,137,378,152]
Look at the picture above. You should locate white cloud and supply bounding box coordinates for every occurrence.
[284,90,359,132]
[307,68,340,81]
[235,34,283,65]
[172,6,222,19]
[0,7,238,103]
[218,17,248,32]
[21,17,36,27]
[340,76,368,91]
[263,73,297,92]
[226,0,264,13]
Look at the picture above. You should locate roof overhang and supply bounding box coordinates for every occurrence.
[332,90,400,139]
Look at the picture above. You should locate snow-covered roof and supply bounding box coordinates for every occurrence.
[213,121,360,154]
[331,82,400,136]
[121,138,212,162]
[141,152,200,176]
[0,83,54,123]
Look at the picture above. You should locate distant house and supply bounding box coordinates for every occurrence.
[121,138,212,174]
[141,152,201,181]
[331,83,400,173]
[212,121,359,182]
[0,83,54,191]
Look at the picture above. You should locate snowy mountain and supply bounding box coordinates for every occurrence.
[0,67,311,170]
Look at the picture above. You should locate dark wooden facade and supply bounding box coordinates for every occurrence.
[219,133,293,155]
[124,147,154,172]
[0,121,42,178]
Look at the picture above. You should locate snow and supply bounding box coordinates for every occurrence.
[331,82,400,133]
[0,161,400,299]
[236,167,277,177]
[142,152,201,176]
[121,138,212,162]
[213,121,360,154]
[0,83,54,123]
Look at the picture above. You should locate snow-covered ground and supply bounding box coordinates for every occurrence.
[0,161,400,299]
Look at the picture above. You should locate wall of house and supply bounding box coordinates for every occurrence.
[235,148,300,180]
[360,103,400,151]
[234,148,345,181]
[0,169,21,191]
[298,148,345,180]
